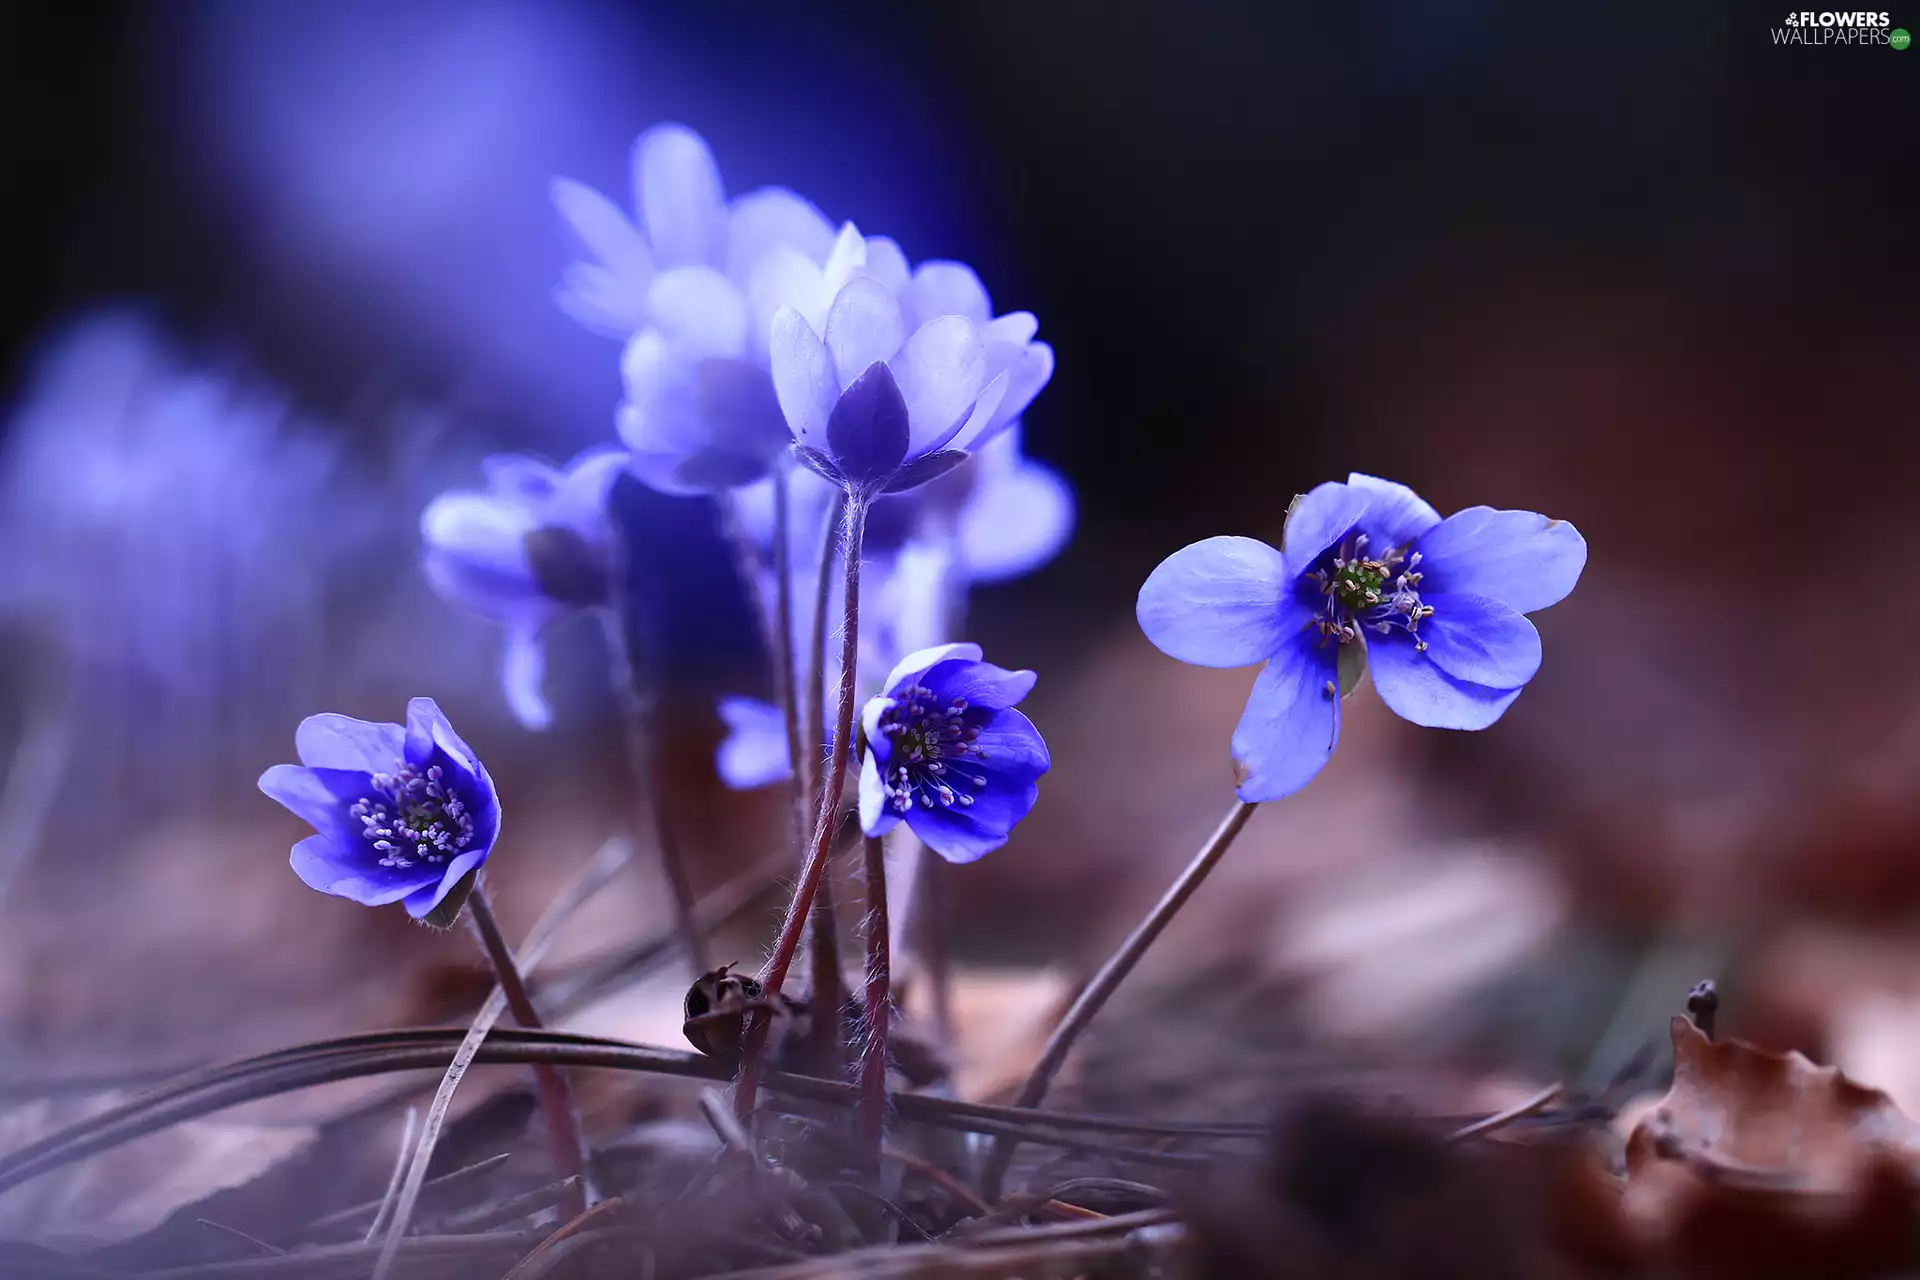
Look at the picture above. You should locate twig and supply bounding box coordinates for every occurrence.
[195,1219,286,1256]
[1445,1082,1564,1143]
[297,1153,513,1241]
[362,1106,419,1243]
[500,1196,629,1280]
[367,839,630,1280]
[433,1175,581,1234]
[738,493,869,1120]
[982,798,1258,1199]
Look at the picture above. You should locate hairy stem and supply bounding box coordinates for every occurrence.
[737,492,868,1120]
[599,608,706,976]
[858,831,892,1170]
[463,885,591,1210]
[803,487,847,1066]
[981,798,1258,1199]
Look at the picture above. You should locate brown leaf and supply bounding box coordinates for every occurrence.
[1622,1015,1920,1279]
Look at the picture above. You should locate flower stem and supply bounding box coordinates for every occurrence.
[598,608,706,977]
[769,467,809,855]
[980,798,1258,1200]
[463,884,592,1207]
[736,492,868,1121]
[857,831,892,1170]
[801,486,847,1067]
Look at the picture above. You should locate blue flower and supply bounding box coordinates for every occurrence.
[259,698,500,919]
[1136,474,1587,802]
[857,643,1050,863]
[950,427,1074,584]
[770,247,1052,495]
[420,447,628,730]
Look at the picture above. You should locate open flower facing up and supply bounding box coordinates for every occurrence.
[858,643,1050,863]
[1137,474,1586,801]
[421,447,628,730]
[259,698,500,921]
[770,254,1052,496]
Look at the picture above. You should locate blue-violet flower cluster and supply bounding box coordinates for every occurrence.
[858,643,1050,863]
[259,698,501,919]
[1137,474,1586,801]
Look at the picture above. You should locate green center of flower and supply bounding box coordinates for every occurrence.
[1330,558,1390,612]
[1308,534,1436,652]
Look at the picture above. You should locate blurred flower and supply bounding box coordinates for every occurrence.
[858,643,1050,862]
[258,698,499,919]
[950,426,1074,584]
[1136,474,1586,801]
[557,124,843,495]
[771,247,1053,494]
[420,447,628,730]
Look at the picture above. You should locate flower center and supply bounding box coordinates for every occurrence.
[350,763,474,869]
[1307,533,1436,650]
[876,684,986,814]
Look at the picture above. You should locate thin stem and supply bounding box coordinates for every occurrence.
[802,486,848,1070]
[737,492,868,1120]
[598,607,706,976]
[462,886,591,1210]
[980,797,1258,1200]
[768,469,809,854]
[858,831,892,1170]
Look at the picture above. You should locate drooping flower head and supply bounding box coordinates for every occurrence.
[858,643,1050,863]
[1137,474,1586,801]
[259,698,500,922]
[770,244,1053,496]
[420,447,628,730]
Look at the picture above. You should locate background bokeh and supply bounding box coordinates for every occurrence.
[3,0,1919,1187]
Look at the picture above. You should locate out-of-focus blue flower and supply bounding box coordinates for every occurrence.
[770,241,1053,494]
[557,124,858,495]
[951,427,1074,584]
[1137,474,1586,802]
[259,698,500,919]
[420,447,628,730]
[857,643,1049,863]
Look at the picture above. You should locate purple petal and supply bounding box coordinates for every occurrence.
[824,278,907,389]
[483,455,561,501]
[1137,536,1297,669]
[420,492,537,575]
[1229,631,1341,801]
[902,261,992,328]
[861,236,912,293]
[859,735,902,838]
[1368,636,1523,730]
[259,763,362,837]
[634,124,726,269]
[747,245,828,357]
[880,642,983,695]
[968,707,1051,776]
[889,316,986,457]
[402,847,491,920]
[550,177,654,284]
[1281,481,1370,568]
[1414,507,1588,615]
[879,449,968,494]
[961,455,1073,584]
[904,803,1016,864]
[293,714,405,773]
[550,447,631,536]
[769,308,837,448]
[1347,473,1441,548]
[555,264,651,338]
[979,312,1038,346]
[716,696,793,790]
[404,697,482,774]
[825,362,911,486]
[1418,593,1541,689]
[820,223,869,296]
[725,186,836,281]
[943,371,1010,455]
[290,833,438,908]
[984,341,1053,440]
[647,266,747,358]
[502,627,552,731]
[919,659,1037,712]
[695,358,789,458]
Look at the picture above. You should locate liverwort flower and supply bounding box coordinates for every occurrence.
[858,643,1050,862]
[420,447,628,730]
[1136,474,1586,801]
[259,698,500,921]
[770,249,1052,496]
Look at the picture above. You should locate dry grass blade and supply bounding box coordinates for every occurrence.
[368,835,631,1280]
[1446,1082,1563,1143]
[362,1106,418,1244]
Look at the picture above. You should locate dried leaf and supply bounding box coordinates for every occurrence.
[1622,1015,1920,1279]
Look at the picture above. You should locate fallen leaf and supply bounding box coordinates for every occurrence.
[1622,1015,1920,1279]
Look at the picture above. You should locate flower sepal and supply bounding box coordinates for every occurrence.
[417,866,481,931]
